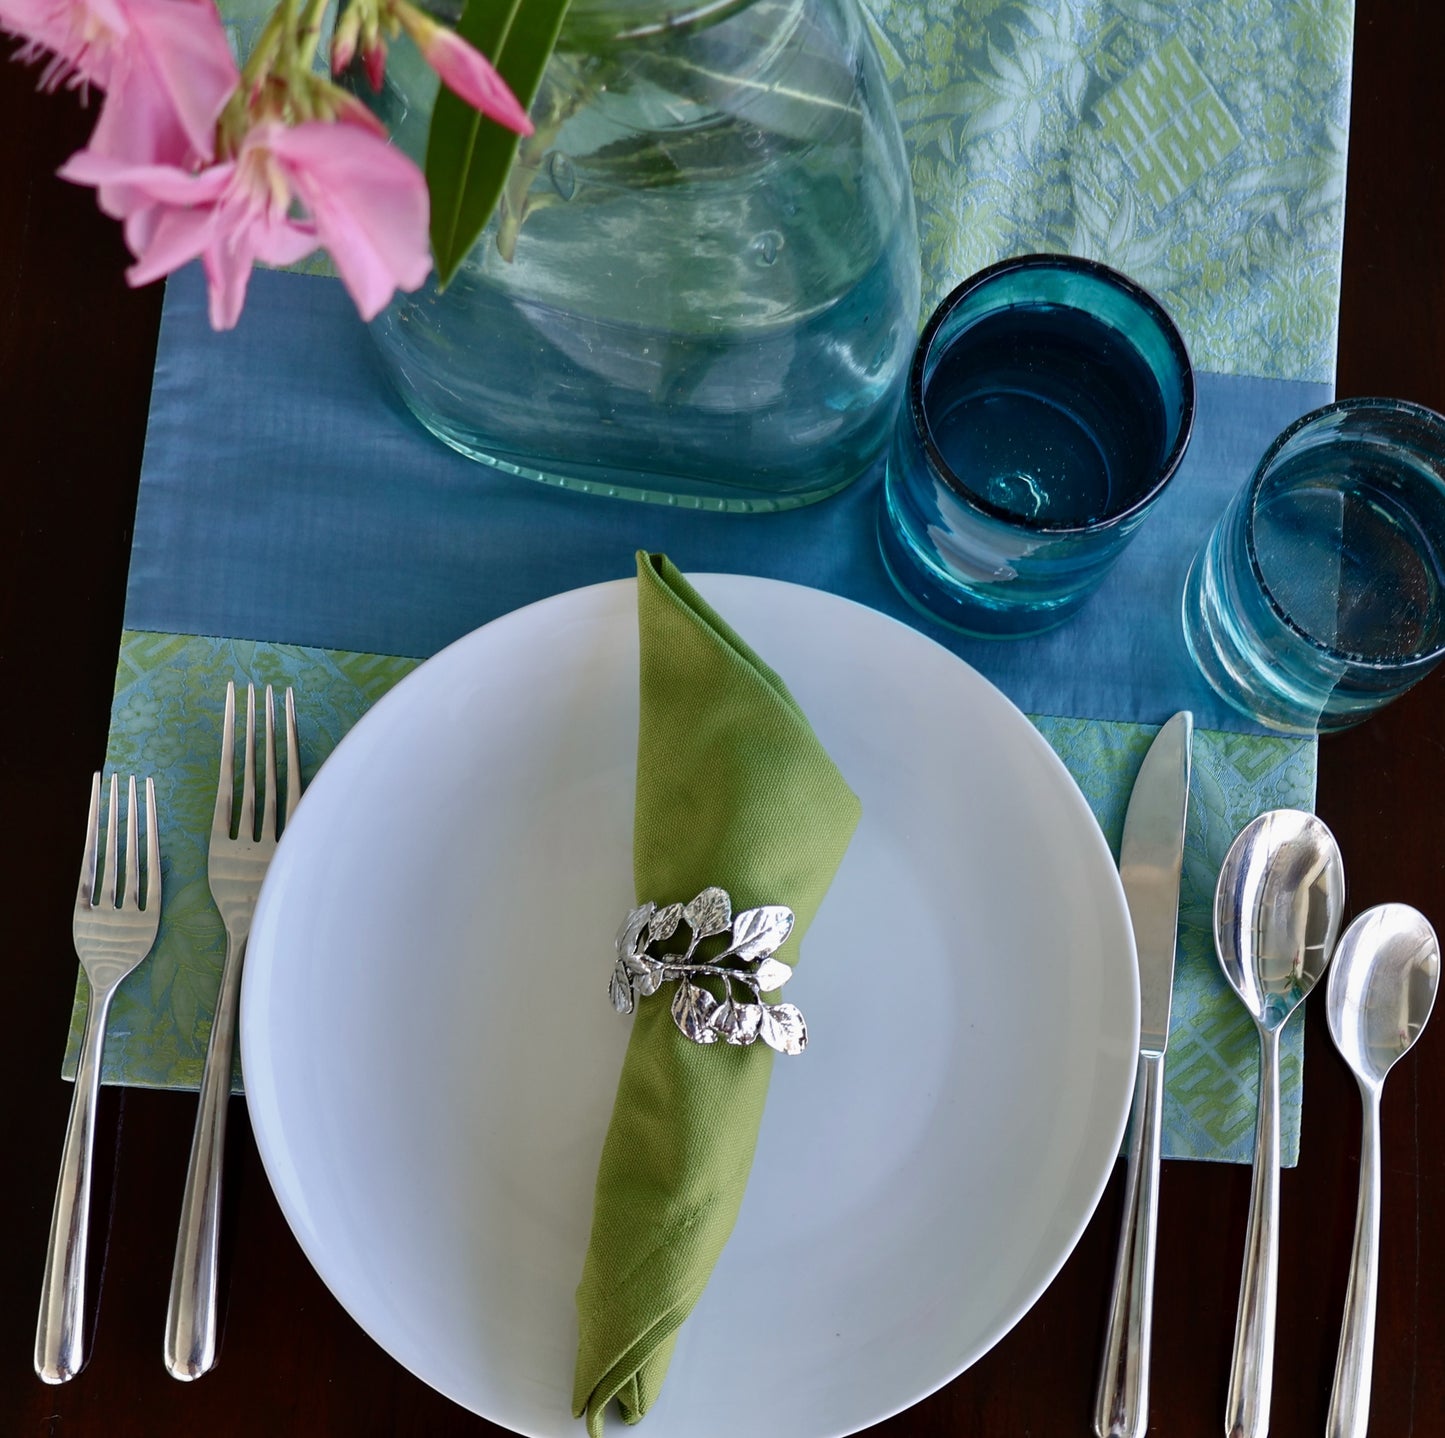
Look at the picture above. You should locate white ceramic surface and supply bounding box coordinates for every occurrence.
[241,574,1139,1437]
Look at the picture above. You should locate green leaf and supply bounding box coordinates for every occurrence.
[425,0,573,287]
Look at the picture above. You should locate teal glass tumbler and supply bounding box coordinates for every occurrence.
[1182,397,1445,734]
[878,254,1195,638]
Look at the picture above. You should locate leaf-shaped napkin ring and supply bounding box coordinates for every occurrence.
[610,886,808,1055]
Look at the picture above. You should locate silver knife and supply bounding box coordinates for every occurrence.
[1093,710,1193,1438]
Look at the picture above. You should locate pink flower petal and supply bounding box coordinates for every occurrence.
[58,145,234,204]
[1,0,235,152]
[125,200,215,285]
[0,0,108,85]
[85,55,193,218]
[268,120,431,320]
[327,88,389,139]
[420,25,532,135]
[199,219,316,329]
[120,0,236,159]
[201,238,255,329]
[194,164,312,328]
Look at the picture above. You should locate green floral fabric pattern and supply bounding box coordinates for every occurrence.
[70,635,1312,1162]
[862,0,1352,381]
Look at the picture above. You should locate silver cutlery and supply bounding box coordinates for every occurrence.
[36,773,161,1383]
[1093,711,1192,1438]
[165,682,299,1380]
[1214,810,1344,1438]
[1324,904,1440,1438]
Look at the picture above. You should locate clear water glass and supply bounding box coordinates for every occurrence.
[878,254,1194,637]
[1182,398,1445,734]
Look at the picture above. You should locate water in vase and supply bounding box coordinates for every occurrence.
[367,0,922,510]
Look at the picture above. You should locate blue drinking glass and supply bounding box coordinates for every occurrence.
[1182,398,1445,734]
[878,255,1195,637]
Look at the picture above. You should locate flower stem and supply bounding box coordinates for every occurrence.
[294,0,333,71]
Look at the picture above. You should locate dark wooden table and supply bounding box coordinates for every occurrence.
[3,7,1443,1434]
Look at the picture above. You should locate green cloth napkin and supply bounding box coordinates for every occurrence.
[570,554,862,1433]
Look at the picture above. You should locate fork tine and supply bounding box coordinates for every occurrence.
[100,775,120,910]
[212,682,236,841]
[238,684,257,843]
[262,685,278,843]
[123,775,141,909]
[41,772,163,1383]
[144,777,161,913]
[76,773,101,910]
[283,688,300,826]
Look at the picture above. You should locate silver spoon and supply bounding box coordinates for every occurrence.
[1214,809,1345,1438]
[1324,904,1440,1438]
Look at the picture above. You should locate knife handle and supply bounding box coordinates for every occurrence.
[1093,1049,1165,1438]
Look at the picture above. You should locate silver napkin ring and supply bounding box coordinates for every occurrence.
[610,886,807,1055]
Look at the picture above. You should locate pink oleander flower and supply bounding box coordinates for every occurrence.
[0,0,237,160]
[60,116,432,329]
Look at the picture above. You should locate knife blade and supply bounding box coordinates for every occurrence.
[1093,710,1193,1438]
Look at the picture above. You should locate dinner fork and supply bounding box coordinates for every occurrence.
[36,773,161,1384]
[165,682,299,1381]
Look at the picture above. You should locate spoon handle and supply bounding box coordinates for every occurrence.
[1093,1050,1165,1438]
[1326,1084,1383,1438]
[1225,1024,1281,1438]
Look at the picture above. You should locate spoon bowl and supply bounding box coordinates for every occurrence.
[1327,903,1440,1089]
[1324,904,1440,1438]
[1215,808,1346,1031]
[1213,808,1345,1438]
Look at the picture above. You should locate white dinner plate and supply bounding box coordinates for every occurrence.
[242,574,1138,1437]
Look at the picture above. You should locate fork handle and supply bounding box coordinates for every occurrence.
[165,929,246,1380]
[35,983,115,1383]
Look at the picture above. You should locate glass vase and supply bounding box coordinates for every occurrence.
[364,0,921,510]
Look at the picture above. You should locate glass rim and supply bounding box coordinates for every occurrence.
[908,253,1196,535]
[1242,395,1445,671]
[570,0,757,42]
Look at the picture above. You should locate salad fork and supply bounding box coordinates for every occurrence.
[36,773,161,1384]
[165,682,299,1381]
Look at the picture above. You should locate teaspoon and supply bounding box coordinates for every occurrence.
[1324,904,1440,1438]
[1214,809,1345,1438]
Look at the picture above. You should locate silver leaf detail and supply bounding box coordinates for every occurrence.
[647,902,684,944]
[683,886,732,939]
[622,949,654,980]
[612,889,808,1052]
[671,980,719,1043]
[616,902,655,959]
[609,963,635,1015]
[710,999,763,1045]
[724,905,795,963]
[752,957,793,992]
[759,1002,807,1055]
